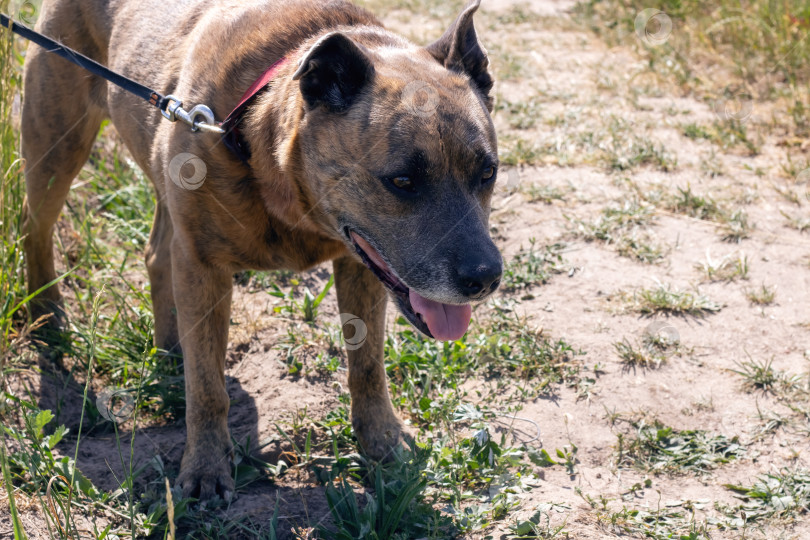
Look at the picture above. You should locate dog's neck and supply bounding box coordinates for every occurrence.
[241,67,322,234]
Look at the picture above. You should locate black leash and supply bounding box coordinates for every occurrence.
[1,13,169,111]
[0,13,223,133]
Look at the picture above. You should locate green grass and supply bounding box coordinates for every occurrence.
[627,181,755,242]
[571,198,669,264]
[695,251,749,282]
[616,420,745,475]
[575,0,810,137]
[781,210,810,232]
[732,357,801,394]
[2,7,40,539]
[722,469,810,525]
[522,182,568,204]
[501,240,566,294]
[613,328,680,370]
[508,503,570,538]
[614,232,667,264]
[620,283,722,317]
[668,185,724,221]
[499,136,547,167]
[606,135,677,172]
[495,97,544,130]
[745,283,776,306]
[578,488,714,539]
[572,198,656,244]
[386,308,587,407]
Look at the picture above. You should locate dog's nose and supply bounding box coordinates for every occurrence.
[458,262,502,298]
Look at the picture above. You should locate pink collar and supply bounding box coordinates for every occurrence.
[221,57,289,164]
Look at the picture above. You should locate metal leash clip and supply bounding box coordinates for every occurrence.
[161,95,225,134]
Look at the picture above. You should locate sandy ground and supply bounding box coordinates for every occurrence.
[3,0,810,538]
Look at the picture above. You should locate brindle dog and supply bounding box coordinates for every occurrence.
[22,0,502,499]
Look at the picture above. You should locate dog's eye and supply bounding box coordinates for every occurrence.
[482,166,496,183]
[390,176,416,192]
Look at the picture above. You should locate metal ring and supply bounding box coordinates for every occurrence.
[187,104,216,132]
[161,94,182,121]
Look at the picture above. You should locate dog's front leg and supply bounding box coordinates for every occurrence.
[333,255,408,461]
[172,243,235,500]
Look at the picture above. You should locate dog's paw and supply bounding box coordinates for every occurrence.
[353,412,413,462]
[176,442,235,501]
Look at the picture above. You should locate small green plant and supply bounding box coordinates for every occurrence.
[745,283,776,305]
[496,97,544,130]
[720,208,752,242]
[500,136,545,166]
[696,251,749,282]
[607,136,677,172]
[573,198,656,244]
[508,503,570,539]
[682,122,713,141]
[613,333,678,370]
[268,274,334,322]
[722,469,810,524]
[616,420,745,475]
[522,182,568,204]
[781,210,810,232]
[502,240,565,292]
[732,357,800,394]
[622,284,722,317]
[615,232,667,264]
[669,185,724,221]
[318,463,446,540]
[594,502,713,540]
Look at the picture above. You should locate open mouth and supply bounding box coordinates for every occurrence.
[346,228,472,341]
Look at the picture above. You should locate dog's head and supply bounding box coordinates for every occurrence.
[290,0,501,341]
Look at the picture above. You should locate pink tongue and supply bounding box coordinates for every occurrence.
[351,232,472,341]
[409,289,472,341]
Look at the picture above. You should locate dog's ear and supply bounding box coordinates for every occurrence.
[426,0,493,110]
[292,32,374,112]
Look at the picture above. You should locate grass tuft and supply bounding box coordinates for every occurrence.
[616,420,745,475]
[745,283,776,305]
[621,284,722,317]
[502,240,566,293]
[695,251,749,282]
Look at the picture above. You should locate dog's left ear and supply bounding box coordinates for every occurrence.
[292,32,374,112]
[426,0,493,110]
